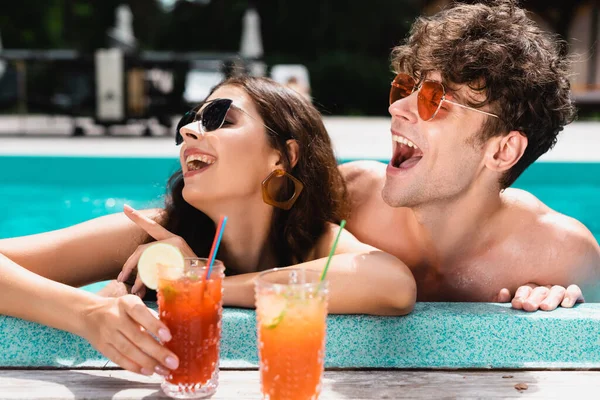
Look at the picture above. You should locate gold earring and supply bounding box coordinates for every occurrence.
[261,169,304,210]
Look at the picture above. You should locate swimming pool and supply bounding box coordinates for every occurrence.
[0,156,179,238]
[1,155,599,293]
[1,155,598,243]
[1,154,600,370]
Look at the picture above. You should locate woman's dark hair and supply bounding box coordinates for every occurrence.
[391,0,576,188]
[159,75,348,272]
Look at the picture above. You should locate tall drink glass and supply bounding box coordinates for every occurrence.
[255,268,329,400]
[157,258,225,399]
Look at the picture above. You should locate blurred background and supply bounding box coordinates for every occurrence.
[0,0,597,137]
[0,0,599,248]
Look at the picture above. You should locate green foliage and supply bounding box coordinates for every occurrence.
[255,1,419,115]
[154,0,246,52]
[72,2,93,16]
[0,0,421,115]
[10,0,593,118]
[0,0,55,47]
[46,3,64,45]
[303,51,392,116]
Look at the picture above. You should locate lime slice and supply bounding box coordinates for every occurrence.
[258,294,288,330]
[159,283,178,303]
[264,309,286,329]
[137,243,185,290]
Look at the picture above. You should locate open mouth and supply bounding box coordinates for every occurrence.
[391,135,423,169]
[185,153,216,173]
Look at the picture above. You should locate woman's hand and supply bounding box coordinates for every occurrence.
[81,294,179,376]
[117,204,197,298]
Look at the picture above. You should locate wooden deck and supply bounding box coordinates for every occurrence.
[1,369,599,399]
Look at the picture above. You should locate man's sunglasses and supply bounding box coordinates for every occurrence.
[389,73,500,121]
[175,98,279,145]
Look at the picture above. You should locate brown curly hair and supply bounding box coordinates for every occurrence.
[161,76,349,272]
[391,0,576,188]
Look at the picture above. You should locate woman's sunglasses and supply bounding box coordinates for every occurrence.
[175,98,280,145]
[389,73,500,121]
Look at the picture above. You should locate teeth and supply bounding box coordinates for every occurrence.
[392,135,419,149]
[185,153,216,171]
[185,153,216,165]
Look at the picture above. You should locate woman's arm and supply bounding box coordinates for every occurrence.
[224,223,417,316]
[0,209,161,286]
[0,209,180,376]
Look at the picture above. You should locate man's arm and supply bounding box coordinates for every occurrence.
[498,216,600,310]
[568,227,600,302]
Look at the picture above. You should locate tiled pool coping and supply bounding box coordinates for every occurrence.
[2,302,599,369]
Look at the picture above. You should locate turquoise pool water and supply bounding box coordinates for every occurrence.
[1,155,599,252]
[2,156,598,372]
[0,156,180,238]
[1,156,598,242]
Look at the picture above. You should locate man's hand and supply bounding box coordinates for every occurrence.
[496,284,584,311]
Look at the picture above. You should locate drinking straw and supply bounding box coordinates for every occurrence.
[320,219,346,282]
[206,216,227,279]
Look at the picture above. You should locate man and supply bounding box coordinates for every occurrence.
[341,0,600,311]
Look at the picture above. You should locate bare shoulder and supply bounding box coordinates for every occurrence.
[540,210,600,297]
[338,160,387,207]
[539,210,600,267]
[504,188,596,247]
[338,160,387,185]
[337,161,415,257]
[503,188,600,278]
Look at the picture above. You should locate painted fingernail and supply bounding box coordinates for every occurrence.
[124,204,132,211]
[141,367,153,376]
[155,365,170,376]
[563,297,574,307]
[158,328,172,342]
[165,356,179,370]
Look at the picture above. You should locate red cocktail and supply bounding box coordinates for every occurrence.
[158,258,225,399]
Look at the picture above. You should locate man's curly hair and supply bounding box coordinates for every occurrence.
[391,0,576,188]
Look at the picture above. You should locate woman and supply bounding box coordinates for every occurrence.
[0,76,415,378]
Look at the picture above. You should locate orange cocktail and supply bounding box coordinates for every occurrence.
[256,268,328,400]
[158,258,225,399]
